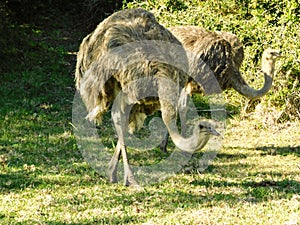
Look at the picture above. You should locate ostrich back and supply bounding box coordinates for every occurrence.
[168,26,244,91]
[75,8,188,125]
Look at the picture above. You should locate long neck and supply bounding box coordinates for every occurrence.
[231,65,274,100]
[158,82,210,152]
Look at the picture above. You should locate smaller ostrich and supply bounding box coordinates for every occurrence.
[158,26,281,153]
[75,9,220,187]
[168,26,281,98]
[183,28,244,94]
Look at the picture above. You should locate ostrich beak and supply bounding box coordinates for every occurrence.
[198,121,223,138]
[208,126,221,137]
[268,49,282,58]
[273,50,282,58]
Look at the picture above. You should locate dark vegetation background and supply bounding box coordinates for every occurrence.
[0,0,124,73]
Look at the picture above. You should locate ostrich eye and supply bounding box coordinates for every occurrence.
[199,124,204,129]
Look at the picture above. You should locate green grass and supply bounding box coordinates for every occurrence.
[1,123,299,224]
[1,1,300,224]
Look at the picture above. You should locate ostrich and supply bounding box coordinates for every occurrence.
[182,27,244,95]
[168,26,281,98]
[158,26,281,153]
[75,9,220,187]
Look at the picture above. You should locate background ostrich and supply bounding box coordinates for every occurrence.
[75,9,220,187]
[168,26,281,98]
[182,27,244,94]
[158,26,281,153]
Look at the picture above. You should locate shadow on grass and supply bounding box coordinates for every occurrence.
[12,215,146,225]
[0,171,43,192]
[91,179,299,223]
[0,161,108,193]
[190,177,300,199]
[256,145,300,157]
[220,145,300,157]
[1,142,299,194]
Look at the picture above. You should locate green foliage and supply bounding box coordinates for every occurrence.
[124,0,300,122]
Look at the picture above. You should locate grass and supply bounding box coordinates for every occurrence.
[1,1,300,224]
[1,122,299,224]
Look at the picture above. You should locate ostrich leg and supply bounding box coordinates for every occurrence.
[159,133,169,153]
[110,92,139,187]
[120,142,138,186]
[107,142,121,183]
[107,140,138,186]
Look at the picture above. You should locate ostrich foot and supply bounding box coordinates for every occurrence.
[124,171,139,187]
[124,172,143,191]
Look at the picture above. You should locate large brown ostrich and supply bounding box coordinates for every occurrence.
[75,9,220,187]
[168,26,281,98]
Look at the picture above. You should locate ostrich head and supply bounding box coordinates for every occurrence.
[170,120,221,153]
[261,48,282,76]
[194,121,221,152]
